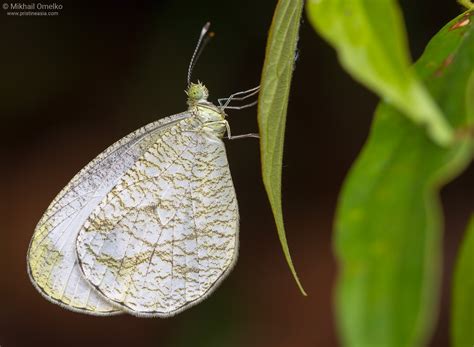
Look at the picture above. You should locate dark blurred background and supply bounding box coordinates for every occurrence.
[1,1,472,346]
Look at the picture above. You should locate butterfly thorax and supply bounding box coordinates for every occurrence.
[186,82,227,139]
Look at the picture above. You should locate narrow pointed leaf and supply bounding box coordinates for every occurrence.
[258,0,306,295]
[306,0,454,146]
[334,11,474,347]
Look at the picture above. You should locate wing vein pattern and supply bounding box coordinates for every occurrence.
[76,116,239,317]
[27,112,191,314]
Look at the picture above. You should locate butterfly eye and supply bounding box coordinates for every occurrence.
[186,82,209,103]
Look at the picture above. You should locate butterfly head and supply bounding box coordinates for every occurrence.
[186,81,209,106]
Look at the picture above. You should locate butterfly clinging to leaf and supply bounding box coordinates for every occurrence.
[27,22,259,317]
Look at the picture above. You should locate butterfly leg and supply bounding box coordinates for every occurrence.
[223,100,258,110]
[224,120,259,140]
[228,133,260,140]
[218,85,260,109]
[202,120,259,140]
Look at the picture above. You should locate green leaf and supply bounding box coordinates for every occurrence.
[306,0,454,146]
[459,0,474,10]
[258,0,306,295]
[451,215,474,347]
[333,11,474,347]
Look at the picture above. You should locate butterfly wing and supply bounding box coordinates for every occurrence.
[76,117,239,317]
[27,112,191,314]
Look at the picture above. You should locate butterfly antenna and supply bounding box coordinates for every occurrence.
[187,22,213,86]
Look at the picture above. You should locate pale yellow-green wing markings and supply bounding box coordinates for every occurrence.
[27,112,191,315]
[76,105,239,317]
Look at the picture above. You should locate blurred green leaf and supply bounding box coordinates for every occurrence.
[334,10,474,347]
[459,0,474,10]
[451,215,474,347]
[306,0,454,146]
[258,0,306,295]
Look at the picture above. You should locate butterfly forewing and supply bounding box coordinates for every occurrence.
[27,112,191,314]
[76,116,239,317]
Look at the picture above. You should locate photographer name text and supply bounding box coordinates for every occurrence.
[6,3,62,10]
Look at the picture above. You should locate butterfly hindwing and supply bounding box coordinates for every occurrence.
[76,117,239,317]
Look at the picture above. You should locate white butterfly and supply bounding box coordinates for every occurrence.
[27,23,259,317]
